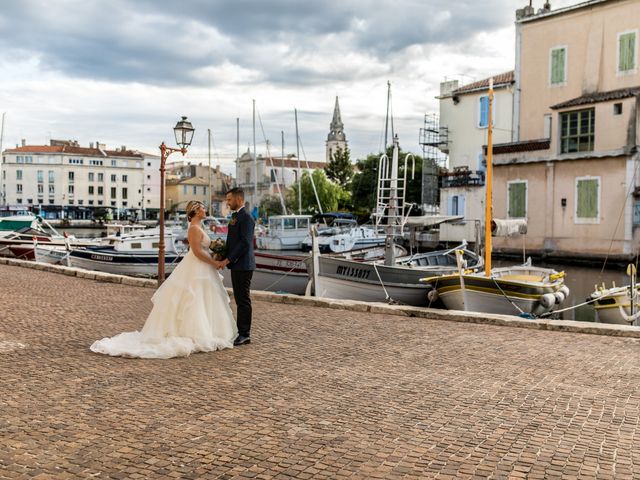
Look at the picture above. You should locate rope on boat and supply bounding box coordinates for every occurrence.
[489,275,529,317]
[372,262,397,304]
[538,295,603,317]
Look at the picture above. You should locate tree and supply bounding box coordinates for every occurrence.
[286,170,350,214]
[324,147,354,188]
[259,194,287,217]
[350,145,423,219]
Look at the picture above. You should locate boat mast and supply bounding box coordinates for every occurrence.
[0,113,4,206]
[295,108,301,214]
[484,78,494,276]
[384,81,391,151]
[252,99,257,207]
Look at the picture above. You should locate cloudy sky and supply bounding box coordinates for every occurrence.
[0,0,578,174]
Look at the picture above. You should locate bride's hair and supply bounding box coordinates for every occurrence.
[186,201,204,221]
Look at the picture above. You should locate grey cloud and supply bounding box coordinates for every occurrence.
[0,0,517,87]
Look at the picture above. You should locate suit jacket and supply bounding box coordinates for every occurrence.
[225,207,256,271]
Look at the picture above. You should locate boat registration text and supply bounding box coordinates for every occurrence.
[336,265,371,279]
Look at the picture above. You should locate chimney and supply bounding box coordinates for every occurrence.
[121,145,126,151]
[89,142,94,149]
[440,80,459,97]
[21,139,26,147]
[516,4,535,19]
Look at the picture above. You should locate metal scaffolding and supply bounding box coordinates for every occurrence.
[418,113,448,210]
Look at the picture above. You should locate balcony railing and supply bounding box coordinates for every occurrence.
[440,167,485,188]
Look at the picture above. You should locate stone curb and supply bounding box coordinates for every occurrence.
[2,257,639,339]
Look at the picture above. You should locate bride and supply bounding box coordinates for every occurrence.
[90,200,238,358]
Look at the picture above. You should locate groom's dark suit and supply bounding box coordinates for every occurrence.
[225,207,256,338]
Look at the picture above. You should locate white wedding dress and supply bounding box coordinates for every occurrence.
[90,226,238,358]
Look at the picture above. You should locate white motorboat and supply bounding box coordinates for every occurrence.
[255,215,312,250]
[301,218,386,253]
[588,266,640,325]
[68,228,186,277]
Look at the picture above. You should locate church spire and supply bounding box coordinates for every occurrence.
[326,96,347,162]
[327,96,345,142]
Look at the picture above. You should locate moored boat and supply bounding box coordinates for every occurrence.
[311,246,481,306]
[423,261,569,317]
[255,215,312,250]
[68,228,186,277]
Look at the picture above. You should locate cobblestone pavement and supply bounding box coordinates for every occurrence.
[2,264,640,479]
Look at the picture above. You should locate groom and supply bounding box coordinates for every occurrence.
[219,188,256,346]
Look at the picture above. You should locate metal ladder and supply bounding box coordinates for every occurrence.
[373,136,412,237]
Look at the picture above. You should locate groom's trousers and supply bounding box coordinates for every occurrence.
[231,270,253,336]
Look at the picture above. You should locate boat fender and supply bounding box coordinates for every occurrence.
[539,293,556,309]
[427,289,439,303]
[559,285,570,299]
[553,290,566,304]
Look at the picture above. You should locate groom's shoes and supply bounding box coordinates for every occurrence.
[234,335,251,346]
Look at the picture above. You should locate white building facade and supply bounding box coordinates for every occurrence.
[437,72,515,246]
[236,150,326,212]
[1,140,151,220]
[141,153,161,219]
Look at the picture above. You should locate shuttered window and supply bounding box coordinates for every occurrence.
[576,177,599,222]
[550,47,566,85]
[478,96,489,128]
[447,195,465,216]
[618,31,636,72]
[508,181,527,218]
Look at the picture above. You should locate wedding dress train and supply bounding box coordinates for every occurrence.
[90,228,237,358]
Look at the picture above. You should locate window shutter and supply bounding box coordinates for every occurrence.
[577,179,598,218]
[551,48,565,84]
[508,183,526,218]
[458,195,466,217]
[479,96,489,127]
[447,196,454,215]
[619,32,636,72]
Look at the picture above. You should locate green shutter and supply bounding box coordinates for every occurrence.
[577,179,598,219]
[508,182,526,218]
[619,32,636,72]
[551,48,565,84]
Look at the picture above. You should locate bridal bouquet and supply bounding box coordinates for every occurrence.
[209,238,227,260]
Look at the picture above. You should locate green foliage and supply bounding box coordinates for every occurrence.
[259,194,287,217]
[286,170,350,214]
[324,147,354,188]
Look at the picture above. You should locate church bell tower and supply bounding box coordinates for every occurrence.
[326,96,347,162]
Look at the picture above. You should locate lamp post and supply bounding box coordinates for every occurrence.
[158,116,195,285]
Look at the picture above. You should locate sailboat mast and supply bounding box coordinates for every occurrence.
[236,117,240,172]
[384,81,391,151]
[295,108,301,214]
[0,113,4,207]
[484,78,494,276]
[252,100,257,206]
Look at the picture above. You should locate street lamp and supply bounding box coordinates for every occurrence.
[158,116,195,285]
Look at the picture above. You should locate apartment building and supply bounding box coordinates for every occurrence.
[1,140,151,220]
[490,0,640,261]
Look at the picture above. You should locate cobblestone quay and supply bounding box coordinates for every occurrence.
[2,263,640,479]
